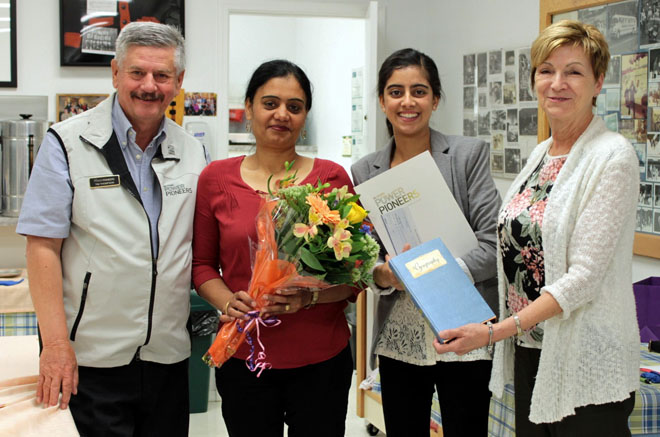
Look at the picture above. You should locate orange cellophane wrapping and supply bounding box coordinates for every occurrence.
[203,199,329,368]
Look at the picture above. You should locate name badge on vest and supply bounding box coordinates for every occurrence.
[89,175,120,189]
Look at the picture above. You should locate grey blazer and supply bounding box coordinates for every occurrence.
[351,128,501,367]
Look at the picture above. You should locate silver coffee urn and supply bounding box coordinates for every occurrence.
[1,114,50,217]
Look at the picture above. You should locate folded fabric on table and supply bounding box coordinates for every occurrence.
[0,336,79,436]
[0,376,79,437]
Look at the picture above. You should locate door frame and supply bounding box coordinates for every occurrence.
[216,0,381,160]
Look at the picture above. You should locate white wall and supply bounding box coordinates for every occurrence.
[298,17,365,171]
[228,14,364,172]
[374,0,539,135]
[228,15,299,105]
[1,0,658,280]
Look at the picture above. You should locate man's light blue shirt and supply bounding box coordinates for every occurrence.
[18,96,168,256]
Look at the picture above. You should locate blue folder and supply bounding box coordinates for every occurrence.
[389,237,495,342]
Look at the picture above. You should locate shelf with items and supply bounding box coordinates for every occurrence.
[356,292,390,436]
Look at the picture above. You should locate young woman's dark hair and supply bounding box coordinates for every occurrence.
[378,48,443,136]
[245,59,313,111]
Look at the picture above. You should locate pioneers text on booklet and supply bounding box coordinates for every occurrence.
[354,151,478,258]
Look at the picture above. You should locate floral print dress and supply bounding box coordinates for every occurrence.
[374,290,491,364]
[498,152,567,348]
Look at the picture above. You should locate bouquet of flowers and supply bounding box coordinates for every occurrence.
[203,162,379,374]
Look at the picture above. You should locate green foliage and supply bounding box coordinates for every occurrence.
[268,161,379,288]
[300,247,325,271]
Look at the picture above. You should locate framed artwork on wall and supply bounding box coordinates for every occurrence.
[0,0,17,87]
[56,94,109,122]
[59,0,185,67]
[539,0,660,258]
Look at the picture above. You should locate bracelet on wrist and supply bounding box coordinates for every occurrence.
[486,321,494,356]
[513,313,524,338]
[304,289,319,309]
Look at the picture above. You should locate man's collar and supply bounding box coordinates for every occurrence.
[80,93,178,159]
[111,95,167,151]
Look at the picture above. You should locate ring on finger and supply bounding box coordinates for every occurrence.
[285,304,291,312]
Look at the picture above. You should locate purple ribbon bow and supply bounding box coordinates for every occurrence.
[235,310,281,377]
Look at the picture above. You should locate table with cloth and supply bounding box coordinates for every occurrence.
[366,344,660,436]
[0,269,37,336]
[0,269,79,437]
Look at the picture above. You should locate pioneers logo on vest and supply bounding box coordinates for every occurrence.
[163,183,193,197]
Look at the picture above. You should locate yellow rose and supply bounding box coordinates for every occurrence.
[346,202,368,224]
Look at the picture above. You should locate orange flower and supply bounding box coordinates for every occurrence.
[306,193,340,224]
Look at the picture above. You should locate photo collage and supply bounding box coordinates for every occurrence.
[462,48,540,178]
[464,0,660,236]
[570,0,660,236]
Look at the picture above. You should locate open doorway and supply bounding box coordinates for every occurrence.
[226,14,365,173]
[216,1,381,174]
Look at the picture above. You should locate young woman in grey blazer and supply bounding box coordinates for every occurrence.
[351,48,501,437]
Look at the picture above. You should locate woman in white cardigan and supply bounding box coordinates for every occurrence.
[434,20,640,435]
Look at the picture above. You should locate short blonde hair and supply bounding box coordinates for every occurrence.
[531,20,609,95]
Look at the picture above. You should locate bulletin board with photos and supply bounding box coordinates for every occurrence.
[539,0,660,258]
[462,48,540,178]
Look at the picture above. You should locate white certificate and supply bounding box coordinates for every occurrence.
[354,151,478,258]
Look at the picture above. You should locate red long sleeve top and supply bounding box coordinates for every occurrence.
[192,156,358,368]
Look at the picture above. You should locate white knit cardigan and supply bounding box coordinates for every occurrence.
[489,116,641,424]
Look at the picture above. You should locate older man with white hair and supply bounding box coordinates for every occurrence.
[17,22,208,436]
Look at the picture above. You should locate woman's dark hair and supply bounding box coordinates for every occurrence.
[245,60,313,111]
[378,48,443,136]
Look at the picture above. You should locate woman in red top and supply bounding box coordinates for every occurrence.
[192,60,359,437]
